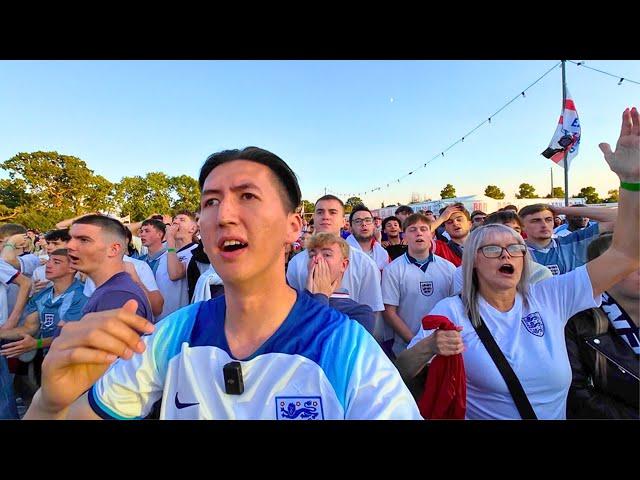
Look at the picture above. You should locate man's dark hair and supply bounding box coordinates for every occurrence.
[382,216,401,230]
[519,203,552,219]
[470,210,487,221]
[45,229,71,243]
[199,146,301,213]
[502,204,519,213]
[395,205,414,216]
[349,205,372,225]
[423,210,433,215]
[403,213,433,231]
[173,209,197,222]
[150,214,164,221]
[50,248,69,257]
[72,215,128,244]
[484,210,523,229]
[0,223,27,239]
[315,195,345,209]
[141,219,167,235]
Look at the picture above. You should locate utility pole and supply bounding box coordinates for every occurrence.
[561,60,569,207]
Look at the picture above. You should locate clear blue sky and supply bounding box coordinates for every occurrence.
[1,60,638,207]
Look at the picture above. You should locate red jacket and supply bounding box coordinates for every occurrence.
[417,315,466,419]
[434,240,462,267]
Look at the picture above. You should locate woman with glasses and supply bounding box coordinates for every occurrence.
[397,107,639,419]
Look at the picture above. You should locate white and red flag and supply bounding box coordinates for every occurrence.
[541,88,581,169]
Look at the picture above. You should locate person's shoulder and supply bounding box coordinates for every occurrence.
[431,294,464,315]
[349,247,378,268]
[385,253,406,270]
[32,284,54,302]
[433,254,456,270]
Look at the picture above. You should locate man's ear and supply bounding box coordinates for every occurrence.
[286,213,303,244]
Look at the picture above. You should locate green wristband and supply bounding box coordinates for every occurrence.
[36,338,43,349]
[620,181,640,192]
[167,248,177,253]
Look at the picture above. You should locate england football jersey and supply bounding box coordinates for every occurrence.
[88,290,421,420]
[408,265,600,419]
[527,222,599,275]
[382,253,456,355]
[346,235,390,270]
[153,244,197,321]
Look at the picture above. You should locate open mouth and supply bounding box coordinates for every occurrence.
[498,264,515,274]
[68,254,79,262]
[220,240,248,253]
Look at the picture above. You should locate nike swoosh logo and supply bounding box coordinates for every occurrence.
[175,392,199,409]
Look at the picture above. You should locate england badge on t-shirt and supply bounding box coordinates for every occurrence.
[420,281,433,296]
[43,313,55,328]
[275,396,324,420]
[547,264,560,275]
[521,312,545,337]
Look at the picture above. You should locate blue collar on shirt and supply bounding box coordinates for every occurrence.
[405,252,434,273]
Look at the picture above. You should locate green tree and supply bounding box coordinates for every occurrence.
[345,196,364,213]
[0,151,117,230]
[545,187,565,199]
[300,199,315,216]
[516,183,537,199]
[576,186,601,204]
[440,184,456,199]
[484,185,505,200]
[116,172,172,221]
[169,175,200,212]
[605,189,619,203]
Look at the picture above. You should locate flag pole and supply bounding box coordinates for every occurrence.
[561,60,569,206]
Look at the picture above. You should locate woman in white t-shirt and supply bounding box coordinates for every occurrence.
[398,106,640,419]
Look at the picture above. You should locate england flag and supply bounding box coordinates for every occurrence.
[541,88,581,169]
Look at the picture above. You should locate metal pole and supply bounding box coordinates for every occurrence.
[561,60,569,206]
[551,167,554,197]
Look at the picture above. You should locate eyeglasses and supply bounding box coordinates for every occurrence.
[478,244,526,258]
[353,218,373,226]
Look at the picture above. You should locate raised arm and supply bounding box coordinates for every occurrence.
[551,205,617,232]
[587,107,640,297]
[429,204,462,233]
[1,273,32,330]
[24,300,155,420]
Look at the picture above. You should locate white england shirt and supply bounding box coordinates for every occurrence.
[346,234,390,271]
[382,253,456,355]
[408,265,600,419]
[89,291,422,420]
[154,244,197,321]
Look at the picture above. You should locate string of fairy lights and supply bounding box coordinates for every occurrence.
[322,60,639,202]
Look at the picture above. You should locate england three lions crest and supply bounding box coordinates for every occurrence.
[521,312,545,337]
[275,396,324,420]
[420,281,433,296]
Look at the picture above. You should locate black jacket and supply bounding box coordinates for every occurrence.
[565,309,639,419]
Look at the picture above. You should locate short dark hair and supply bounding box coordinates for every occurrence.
[315,195,344,209]
[484,210,523,230]
[395,205,414,216]
[403,213,433,230]
[502,204,519,213]
[173,210,197,222]
[50,248,69,257]
[72,215,128,244]
[382,215,401,230]
[0,223,27,239]
[423,210,434,215]
[349,205,372,225]
[199,146,301,213]
[519,204,552,219]
[45,229,71,243]
[141,219,166,235]
[470,210,487,221]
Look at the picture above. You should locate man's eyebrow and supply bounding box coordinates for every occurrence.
[73,235,92,241]
[201,183,263,197]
